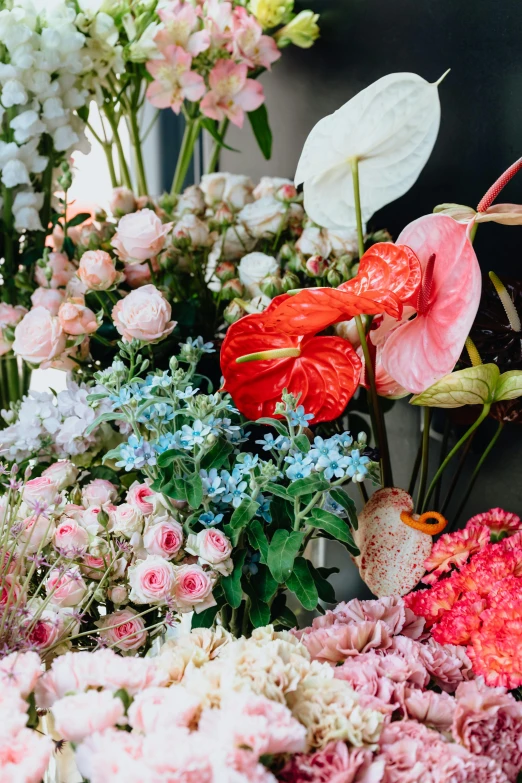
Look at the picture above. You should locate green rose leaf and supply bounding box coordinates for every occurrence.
[494,370,522,402]
[411,364,500,408]
[286,557,319,611]
[267,529,304,583]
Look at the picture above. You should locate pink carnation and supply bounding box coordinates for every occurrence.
[0,729,53,783]
[423,525,490,584]
[128,686,201,733]
[404,577,462,627]
[415,637,472,692]
[466,507,521,539]
[299,620,392,663]
[431,592,487,646]
[403,687,456,731]
[279,742,384,783]
[51,689,125,742]
[0,651,42,697]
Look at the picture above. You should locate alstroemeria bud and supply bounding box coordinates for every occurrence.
[260,274,283,298]
[305,255,328,277]
[326,268,342,287]
[275,10,320,49]
[281,271,300,292]
[224,300,247,324]
[221,278,244,300]
[215,261,236,282]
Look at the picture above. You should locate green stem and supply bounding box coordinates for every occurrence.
[2,186,17,305]
[171,118,200,196]
[5,356,19,404]
[408,440,423,497]
[146,259,157,285]
[103,143,118,188]
[421,404,491,512]
[207,118,230,174]
[434,415,451,508]
[104,106,133,191]
[416,408,431,510]
[452,420,504,526]
[129,108,148,196]
[358,481,369,504]
[440,430,476,515]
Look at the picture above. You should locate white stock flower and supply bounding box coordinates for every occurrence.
[13,190,44,231]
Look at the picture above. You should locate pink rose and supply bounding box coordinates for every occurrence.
[128,686,201,733]
[46,567,87,607]
[97,608,147,651]
[128,555,176,604]
[126,482,155,514]
[124,259,158,288]
[58,298,98,335]
[12,307,66,366]
[1,574,23,607]
[78,505,109,535]
[23,476,60,509]
[0,303,27,356]
[30,287,65,316]
[111,208,172,264]
[110,187,137,216]
[53,519,89,556]
[18,515,55,553]
[172,564,216,614]
[111,285,176,343]
[27,610,65,651]
[81,554,110,580]
[78,250,123,291]
[143,517,184,559]
[82,478,118,508]
[111,502,144,538]
[186,528,232,575]
[51,690,125,742]
[42,460,79,490]
[35,251,76,289]
[107,585,128,605]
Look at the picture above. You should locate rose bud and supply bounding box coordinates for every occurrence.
[286,252,306,274]
[223,300,247,325]
[326,268,342,287]
[221,278,244,300]
[214,203,234,226]
[276,183,298,202]
[215,261,236,282]
[281,271,301,293]
[260,274,283,298]
[110,187,137,217]
[305,255,328,277]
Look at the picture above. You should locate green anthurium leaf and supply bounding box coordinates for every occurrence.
[286,557,319,611]
[410,364,500,408]
[267,529,304,583]
[494,370,522,402]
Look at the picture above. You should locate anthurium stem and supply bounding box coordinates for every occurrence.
[421,403,491,512]
[451,420,504,526]
[350,156,392,487]
[416,407,431,510]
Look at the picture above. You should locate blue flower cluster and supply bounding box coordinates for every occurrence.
[199,462,272,522]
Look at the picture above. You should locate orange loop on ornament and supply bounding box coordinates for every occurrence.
[400,511,448,536]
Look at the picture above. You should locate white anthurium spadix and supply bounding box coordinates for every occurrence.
[295,71,447,230]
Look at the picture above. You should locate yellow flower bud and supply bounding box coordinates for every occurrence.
[248,0,294,29]
[275,10,320,48]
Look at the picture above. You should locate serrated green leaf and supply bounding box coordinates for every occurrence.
[293,434,311,453]
[287,475,330,498]
[191,604,221,629]
[329,487,358,529]
[247,519,269,564]
[248,104,272,160]
[286,557,318,610]
[494,370,522,402]
[411,364,500,408]
[309,508,357,548]
[250,563,278,602]
[267,529,304,583]
[308,562,337,604]
[200,439,234,471]
[185,474,203,508]
[221,550,247,608]
[253,417,289,437]
[230,498,260,531]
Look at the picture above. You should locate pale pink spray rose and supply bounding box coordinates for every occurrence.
[12,306,66,365]
[107,585,128,605]
[109,187,137,216]
[185,528,232,575]
[58,298,98,336]
[23,476,60,509]
[30,287,65,315]
[111,208,172,264]
[82,478,118,508]
[146,45,206,114]
[18,515,55,553]
[128,686,201,733]
[42,460,79,490]
[172,563,216,613]
[129,555,176,604]
[124,258,160,288]
[200,59,265,127]
[78,250,123,291]
[34,251,76,289]
[143,517,184,559]
[111,502,144,538]
[112,285,176,343]
[0,303,27,355]
[126,482,155,514]
[53,518,89,556]
[51,690,125,742]
[46,567,87,608]
[97,608,148,651]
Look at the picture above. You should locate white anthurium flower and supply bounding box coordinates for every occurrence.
[295,71,447,230]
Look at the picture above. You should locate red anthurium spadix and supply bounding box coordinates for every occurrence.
[220,296,362,422]
[381,214,482,394]
[262,242,421,336]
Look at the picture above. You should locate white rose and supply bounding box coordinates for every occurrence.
[176,185,205,215]
[296,227,331,257]
[200,173,253,209]
[110,503,144,538]
[41,460,79,490]
[253,176,294,199]
[327,229,359,257]
[173,213,212,248]
[238,196,288,238]
[238,252,279,297]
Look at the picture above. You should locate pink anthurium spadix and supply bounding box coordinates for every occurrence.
[381,214,482,394]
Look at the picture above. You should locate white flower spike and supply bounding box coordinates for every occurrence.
[295,71,448,230]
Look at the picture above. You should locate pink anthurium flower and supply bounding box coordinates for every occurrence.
[155,3,211,57]
[381,214,481,394]
[146,46,206,113]
[230,7,281,70]
[200,60,264,128]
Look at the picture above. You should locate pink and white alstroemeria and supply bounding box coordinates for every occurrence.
[200,60,264,127]
[230,7,281,70]
[204,0,234,45]
[381,214,481,394]
[155,2,210,57]
[146,46,206,113]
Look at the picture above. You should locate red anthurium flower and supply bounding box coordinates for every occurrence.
[381,214,481,394]
[220,296,362,421]
[262,242,420,336]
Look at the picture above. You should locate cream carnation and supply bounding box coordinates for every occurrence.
[51,690,125,742]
